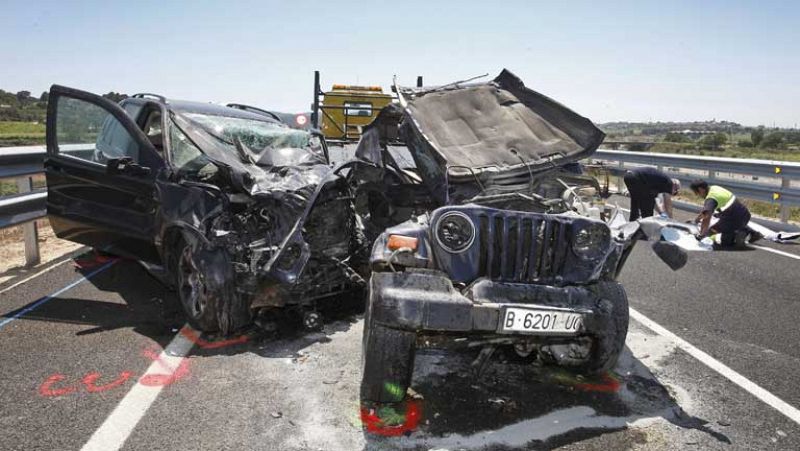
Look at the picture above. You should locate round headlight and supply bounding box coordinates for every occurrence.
[435,211,476,253]
[572,222,610,258]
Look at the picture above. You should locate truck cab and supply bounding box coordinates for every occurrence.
[317,82,393,142]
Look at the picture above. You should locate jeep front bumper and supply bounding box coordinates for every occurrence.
[369,271,614,336]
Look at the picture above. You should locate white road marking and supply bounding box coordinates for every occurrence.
[750,244,800,261]
[80,324,195,451]
[0,259,116,330]
[630,307,800,426]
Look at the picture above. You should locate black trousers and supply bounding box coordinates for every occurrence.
[710,201,751,246]
[623,172,655,221]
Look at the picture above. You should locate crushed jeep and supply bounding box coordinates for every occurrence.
[356,70,687,403]
[44,86,367,334]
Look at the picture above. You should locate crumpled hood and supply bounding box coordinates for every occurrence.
[400,69,605,176]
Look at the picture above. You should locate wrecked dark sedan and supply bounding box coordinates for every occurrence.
[357,70,687,403]
[44,87,366,334]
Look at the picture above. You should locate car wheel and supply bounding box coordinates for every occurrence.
[360,292,416,403]
[176,241,220,332]
[579,281,629,374]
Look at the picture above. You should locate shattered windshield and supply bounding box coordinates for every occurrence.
[184,113,325,166]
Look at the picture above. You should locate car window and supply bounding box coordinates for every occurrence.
[344,102,372,117]
[55,96,141,164]
[183,113,325,166]
[122,102,143,119]
[143,110,164,153]
[169,120,216,178]
[144,111,162,136]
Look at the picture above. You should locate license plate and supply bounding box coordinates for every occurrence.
[500,307,583,334]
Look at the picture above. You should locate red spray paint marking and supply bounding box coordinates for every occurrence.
[138,359,191,387]
[180,328,249,349]
[37,327,248,398]
[72,251,121,269]
[360,400,422,437]
[574,373,621,393]
[38,374,78,397]
[138,345,191,387]
[81,371,134,393]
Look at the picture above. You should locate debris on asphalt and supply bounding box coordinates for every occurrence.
[271,412,283,419]
[407,387,424,399]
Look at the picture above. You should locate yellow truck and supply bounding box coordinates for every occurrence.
[311,71,395,142]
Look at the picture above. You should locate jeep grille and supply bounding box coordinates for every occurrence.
[476,212,571,284]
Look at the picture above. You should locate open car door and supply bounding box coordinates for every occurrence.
[44,85,165,262]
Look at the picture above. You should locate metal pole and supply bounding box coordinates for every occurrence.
[780,177,790,223]
[16,176,40,267]
[618,161,625,194]
[311,71,320,129]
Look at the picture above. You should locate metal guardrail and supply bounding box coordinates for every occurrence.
[2,145,799,268]
[0,145,47,267]
[591,149,800,223]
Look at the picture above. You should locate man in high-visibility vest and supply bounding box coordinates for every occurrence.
[690,180,762,247]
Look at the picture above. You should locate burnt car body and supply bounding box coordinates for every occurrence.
[357,70,686,403]
[44,86,365,334]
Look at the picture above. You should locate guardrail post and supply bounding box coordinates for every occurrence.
[16,176,40,267]
[708,169,716,180]
[780,177,790,223]
[617,161,625,194]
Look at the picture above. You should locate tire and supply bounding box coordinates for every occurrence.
[360,292,416,403]
[579,281,629,374]
[176,240,220,332]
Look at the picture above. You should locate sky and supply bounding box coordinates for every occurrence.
[1,0,798,127]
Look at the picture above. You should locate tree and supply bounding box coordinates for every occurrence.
[737,139,754,148]
[39,91,49,103]
[760,132,785,149]
[16,90,31,103]
[664,132,689,143]
[751,127,764,147]
[699,132,728,150]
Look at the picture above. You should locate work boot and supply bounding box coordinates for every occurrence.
[748,230,764,244]
[733,230,749,248]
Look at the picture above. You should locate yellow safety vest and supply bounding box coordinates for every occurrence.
[706,185,736,212]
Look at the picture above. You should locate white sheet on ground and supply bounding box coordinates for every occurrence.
[660,227,713,251]
[746,221,800,243]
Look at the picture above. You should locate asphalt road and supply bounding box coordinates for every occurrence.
[1,202,799,450]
